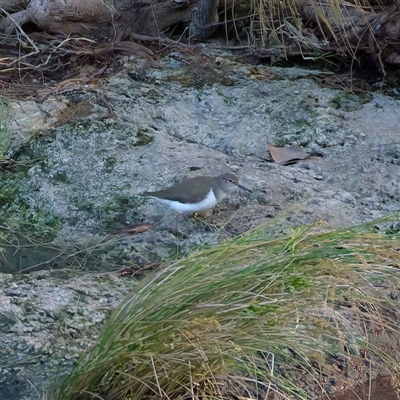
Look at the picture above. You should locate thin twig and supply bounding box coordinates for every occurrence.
[1,8,40,66]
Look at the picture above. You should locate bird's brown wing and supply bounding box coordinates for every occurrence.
[142,176,214,204]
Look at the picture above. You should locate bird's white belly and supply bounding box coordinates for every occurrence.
[154,189,218,213]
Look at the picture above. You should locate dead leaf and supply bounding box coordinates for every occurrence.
[120,267,135,276]
[119,263,160,277]
[123,223,153,234]
[268,143,311,165]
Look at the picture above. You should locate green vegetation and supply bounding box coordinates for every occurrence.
[50,214,400,399]
[0,99,61,239]
[0,177,62,240]
[135,128,154,146]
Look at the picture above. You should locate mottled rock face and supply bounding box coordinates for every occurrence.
[0,270,135,400]
[1,51,400,399]
[2,64,399,271]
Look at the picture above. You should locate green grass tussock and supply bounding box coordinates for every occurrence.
[51,215,400,400]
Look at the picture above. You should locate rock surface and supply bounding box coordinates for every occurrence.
[0,270,135,400]
[1,48,400,399]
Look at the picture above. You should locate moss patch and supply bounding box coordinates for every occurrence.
[0,171,62,240]
[134,128,154,146]
[330,92,371,111]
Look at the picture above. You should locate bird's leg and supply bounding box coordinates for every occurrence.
[172,212,184,235]
[175,212,179,234]
[175,213,179,253]
[174,213,185,256]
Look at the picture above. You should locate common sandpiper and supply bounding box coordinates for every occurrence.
[141,173,252,213]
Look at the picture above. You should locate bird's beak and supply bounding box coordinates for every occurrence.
[237,183,253,193]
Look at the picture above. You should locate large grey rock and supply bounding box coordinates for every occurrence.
[1,51,400,399]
